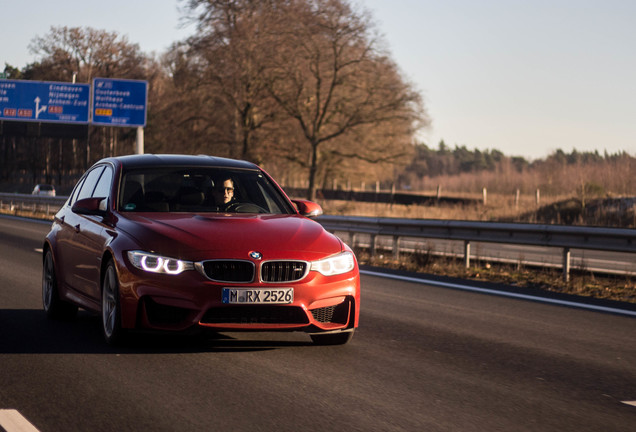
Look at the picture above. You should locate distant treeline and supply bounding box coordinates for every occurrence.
[401,141,631,178]
[397,142,635,197]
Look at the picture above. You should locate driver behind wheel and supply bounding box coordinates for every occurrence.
[212,176,238,211]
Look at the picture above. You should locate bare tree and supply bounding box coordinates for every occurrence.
[147,42,232,155]
[263,0,427,199]
[27,26,150,82]
[182,0,428,199]
[183,0,283,163]
[23,26,160,176]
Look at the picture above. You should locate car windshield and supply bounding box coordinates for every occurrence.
[118,167,294,214]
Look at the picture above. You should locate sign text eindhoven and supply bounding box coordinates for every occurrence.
[0,78,148,126]
[92,78,147,127]
[0,79,90,123]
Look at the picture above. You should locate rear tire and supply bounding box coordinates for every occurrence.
[42,249,78,320]
[102,260,126,345]
[310,329,355,345]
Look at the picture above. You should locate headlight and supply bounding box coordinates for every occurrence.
[310,252,355,276]
[127,251,194,275]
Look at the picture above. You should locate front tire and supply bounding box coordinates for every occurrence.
[310,329,355,345]
[42,249,78,320]
[102,260,126,344]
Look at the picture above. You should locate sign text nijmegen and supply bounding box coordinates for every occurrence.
[0,80,90,123]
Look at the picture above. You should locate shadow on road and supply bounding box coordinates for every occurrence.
[0,309,314,354]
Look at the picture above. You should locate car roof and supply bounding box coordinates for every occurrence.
[96,154,260,171]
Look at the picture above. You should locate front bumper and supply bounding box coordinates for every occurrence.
[117,264,360,334]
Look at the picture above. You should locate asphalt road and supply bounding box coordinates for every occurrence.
[1,215,635,431]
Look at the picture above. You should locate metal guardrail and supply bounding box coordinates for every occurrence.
[2,193,634,280]
[316,215,636,281]
[0,193,67,218]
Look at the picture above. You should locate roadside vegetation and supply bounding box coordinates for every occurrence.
[318,151,636,304]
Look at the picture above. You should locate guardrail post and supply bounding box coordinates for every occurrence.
[392,235,400,260]
[369,234,377,257]
[563,247,571,282]
[464,240,471,268]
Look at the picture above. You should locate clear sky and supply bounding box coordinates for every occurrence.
[2,0,635,160]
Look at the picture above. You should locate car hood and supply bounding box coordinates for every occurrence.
[115,213,343,261]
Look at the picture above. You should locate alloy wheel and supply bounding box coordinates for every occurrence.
[102,263,119,341]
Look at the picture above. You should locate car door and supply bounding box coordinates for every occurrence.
[54,176,86,294]
[59,165,113,302]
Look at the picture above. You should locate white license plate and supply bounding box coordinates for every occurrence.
[222,288,294,304]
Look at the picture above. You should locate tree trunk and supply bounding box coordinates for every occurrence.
[307,142,319,201]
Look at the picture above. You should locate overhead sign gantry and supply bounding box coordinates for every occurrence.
[0,77,148,153]
[92,78,148,127]
[0,80,90,123]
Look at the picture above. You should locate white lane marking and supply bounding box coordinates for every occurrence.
[360,270,636,318]
[34,248,43,254]
[622,401,636,407]
[0,410,41,432]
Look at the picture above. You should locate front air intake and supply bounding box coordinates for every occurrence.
[199,260,255,283]
[201,306,309,325]
[261,261,308,282]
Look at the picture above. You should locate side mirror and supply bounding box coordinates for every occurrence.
[292,199,323,218]
[72,197,108,216]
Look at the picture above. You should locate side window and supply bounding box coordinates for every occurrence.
[92,167,113,199]
[68,177,85,207]
[76,166,105,201]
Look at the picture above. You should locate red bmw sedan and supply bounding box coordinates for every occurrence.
[42,154,360,345]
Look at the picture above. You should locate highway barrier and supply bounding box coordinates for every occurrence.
[1,193,633,280]
[0,193,67,219]
[317,215,636,281]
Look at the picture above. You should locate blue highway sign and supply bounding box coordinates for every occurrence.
[92,78,147,127]
[0,80,90,123]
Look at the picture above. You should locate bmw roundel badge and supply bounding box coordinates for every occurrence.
[249,251,262,260]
